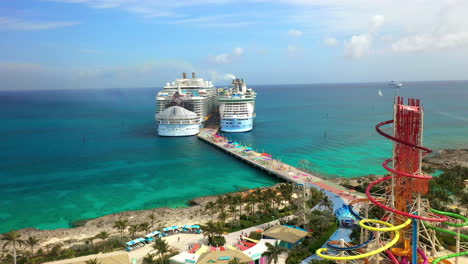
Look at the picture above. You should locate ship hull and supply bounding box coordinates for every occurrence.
[220,117,253,132]
[158,123,200,136]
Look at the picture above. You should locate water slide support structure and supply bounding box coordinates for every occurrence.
[316,97,467,264]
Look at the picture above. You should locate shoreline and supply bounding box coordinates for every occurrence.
[4,147,463,250]
[0,184,285,250]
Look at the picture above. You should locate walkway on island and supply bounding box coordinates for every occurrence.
[198,128,365,202]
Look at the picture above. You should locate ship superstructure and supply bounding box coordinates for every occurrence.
[155,73,217,136]
[218,78,256,132]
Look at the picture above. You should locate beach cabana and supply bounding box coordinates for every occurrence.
[145,231,161,243]
[262,225,309,249]
[125,238,146,251]
[196,249,252,264]
[43,252,130,264]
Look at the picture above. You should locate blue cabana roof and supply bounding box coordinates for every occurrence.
[162,227,170,231]
[171,225,180,229]
[192,225,200,228]
[126,238,145,246]
[146,231,161,237]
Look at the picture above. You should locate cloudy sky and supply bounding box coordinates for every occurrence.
[1,0,468,90]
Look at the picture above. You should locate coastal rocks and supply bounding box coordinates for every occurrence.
[423,149,468,169]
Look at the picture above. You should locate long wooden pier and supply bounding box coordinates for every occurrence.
[197,128,360,201]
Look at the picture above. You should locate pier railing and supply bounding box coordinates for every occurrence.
[197,128,363,202]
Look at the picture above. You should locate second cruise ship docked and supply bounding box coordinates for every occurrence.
[218,78,256,132]
[155,73,217,136]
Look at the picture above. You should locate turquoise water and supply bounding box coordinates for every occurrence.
[1,81,467,233]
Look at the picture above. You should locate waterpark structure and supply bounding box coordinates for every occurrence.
[316,97,468,264]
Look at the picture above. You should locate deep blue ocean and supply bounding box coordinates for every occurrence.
[1,81,467,233]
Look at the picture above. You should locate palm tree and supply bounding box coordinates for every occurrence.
[1,230,25,264]
[113,218,129,241]
[228,204,237,221]
[253,189,262,212]
[139,222,151,234]
[143,253,157,264]
[95,231,109,251]
[228,257,245,264]
[318,195,333,212]
[217,211,228,225]
[204,201,217,221]
[86,236,96,249]
[233,194,244,218]
[148,212,156,229]
[152,238,170,259]
[262,241,287,264]
[25,236,40,255]
[129,224,139,239]
[85,257,102,264]
[201,221,217,243]
[215,196,226,212]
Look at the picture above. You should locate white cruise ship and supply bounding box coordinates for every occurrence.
[218,78,256,132]
[155,73,217,136]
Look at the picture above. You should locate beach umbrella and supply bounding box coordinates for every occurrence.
[162,228,170,231]
[192,225,200,228]
[172,225,180,229]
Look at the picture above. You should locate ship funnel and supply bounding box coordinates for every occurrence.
[182,72,187,79]
[192,72,196,79]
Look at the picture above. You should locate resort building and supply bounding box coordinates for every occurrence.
[262,225,309,249]
[44,252,130,264]
[169,239,276,264]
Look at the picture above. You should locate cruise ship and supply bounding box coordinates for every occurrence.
[155,73,217,136]
[218,78,256,132]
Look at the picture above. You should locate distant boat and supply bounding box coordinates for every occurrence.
[378,89,383,96]
[388,81,403,87]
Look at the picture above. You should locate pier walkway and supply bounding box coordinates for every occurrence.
[197,128,363,202]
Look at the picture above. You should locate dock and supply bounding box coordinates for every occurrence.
[197,128,361,201]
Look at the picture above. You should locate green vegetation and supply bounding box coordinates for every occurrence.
[201,221,226,246]
[0,231,128,264]
[204,183,297,233]
[1,230,25,264]
[262,241,288,264]
[285,208,338,264]
[424,165,468,213]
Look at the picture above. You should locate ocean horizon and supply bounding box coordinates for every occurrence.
[1,80,468,233]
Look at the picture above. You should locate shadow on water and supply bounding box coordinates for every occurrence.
[127,123,158,139]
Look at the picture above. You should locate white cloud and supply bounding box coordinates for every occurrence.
[392,32,468,53]
[233,47,244,56]
[370,15,384,33]
[0,60,195,90]
[0,16,79,31]
[210,47,244,65]
[206,71,237,82]
[324,37,338,46]
[344,34,371,58]
[288,29,303,37]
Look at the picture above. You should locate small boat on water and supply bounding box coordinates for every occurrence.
[388,81,403,87]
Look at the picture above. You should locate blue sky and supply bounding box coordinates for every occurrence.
[1,0,468,90]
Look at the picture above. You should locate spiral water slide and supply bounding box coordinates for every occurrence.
[324,199,403,263]
[422,209,468,264]
[317,98,465,264]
